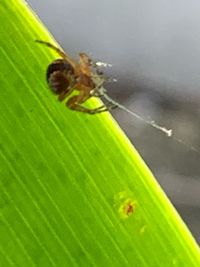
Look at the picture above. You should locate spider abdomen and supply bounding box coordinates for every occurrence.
[47,59,74,94]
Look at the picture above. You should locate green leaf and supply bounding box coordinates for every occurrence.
[0,0,200,266]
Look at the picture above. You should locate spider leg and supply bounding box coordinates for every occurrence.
[35,40,77,69]
[89,74,106,97]
[66,87,117,114]
[67,95,116,114]
[58,87,74,102]
[89,86,104,97]
[89,104,118,114]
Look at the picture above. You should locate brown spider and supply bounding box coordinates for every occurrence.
[36,40,117,114]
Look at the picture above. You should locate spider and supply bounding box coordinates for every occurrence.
[36,40,117,114]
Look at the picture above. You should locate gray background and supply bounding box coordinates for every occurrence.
[27,0,200,243]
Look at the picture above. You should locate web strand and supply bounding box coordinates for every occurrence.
[102,91,200,155]
[102,92,172,136]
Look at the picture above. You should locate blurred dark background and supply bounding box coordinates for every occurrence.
[27,0,200,243]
